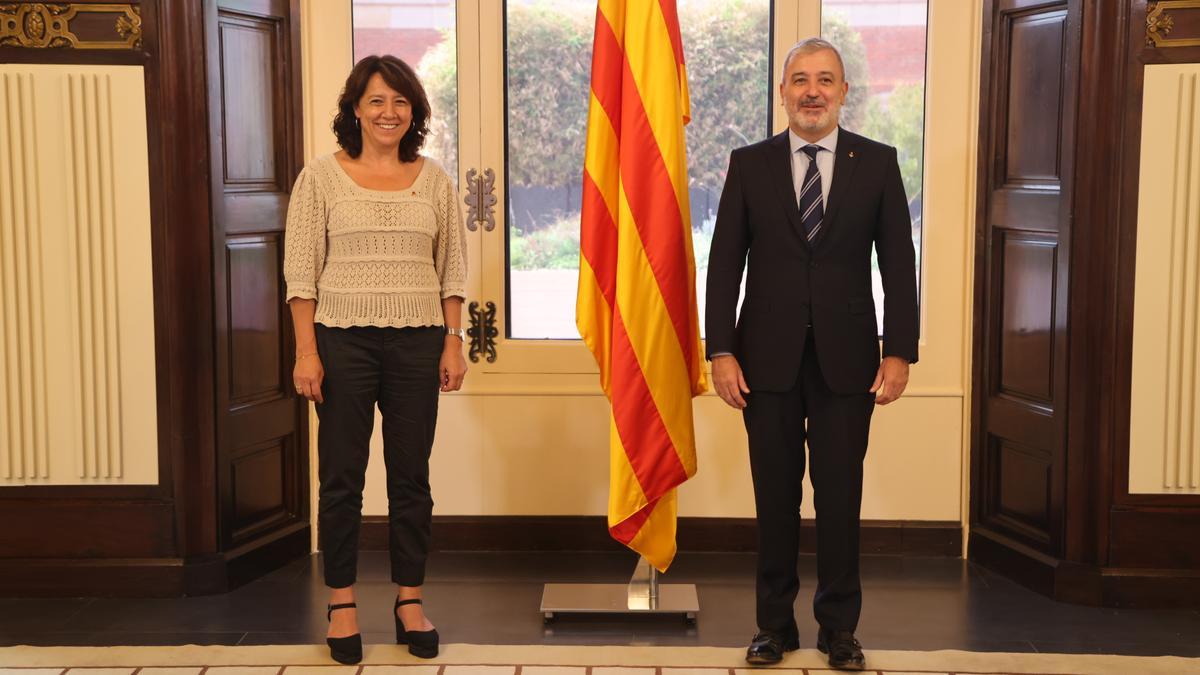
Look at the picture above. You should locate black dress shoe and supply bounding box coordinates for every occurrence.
[745,631,800,665]
[395,597,439,659]
[325,603,362,665]
[817,627,865,671]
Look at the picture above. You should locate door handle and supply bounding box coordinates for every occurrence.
[463,168,497,232]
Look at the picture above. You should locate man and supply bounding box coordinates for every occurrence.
[705,38,918,670]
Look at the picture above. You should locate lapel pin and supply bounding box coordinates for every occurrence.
[849,151,855,158]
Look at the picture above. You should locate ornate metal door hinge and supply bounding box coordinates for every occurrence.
[467,300,498,363]
[463,168,497,232]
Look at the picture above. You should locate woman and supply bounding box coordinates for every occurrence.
[283,54,468,664]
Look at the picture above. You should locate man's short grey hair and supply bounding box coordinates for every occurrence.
[780,38,846,84]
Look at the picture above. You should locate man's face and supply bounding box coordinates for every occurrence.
[780,48,848,139]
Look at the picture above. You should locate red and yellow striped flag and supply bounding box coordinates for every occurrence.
[576,0,707,572]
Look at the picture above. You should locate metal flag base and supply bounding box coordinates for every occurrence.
[540,556,699,623]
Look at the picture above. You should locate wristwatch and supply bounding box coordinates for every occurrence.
[446,327,466,341]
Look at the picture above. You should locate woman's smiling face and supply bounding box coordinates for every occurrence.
[354,72,412,152]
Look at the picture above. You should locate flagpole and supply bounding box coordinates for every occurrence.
[551,0,701,628]
[627,556,659,609]
[540,556,696,623]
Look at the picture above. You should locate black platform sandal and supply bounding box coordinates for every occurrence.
[326,602,363,665]
[394,597,439,659]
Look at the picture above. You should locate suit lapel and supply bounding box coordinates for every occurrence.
[765,131,807,241]
[815,127,861,249]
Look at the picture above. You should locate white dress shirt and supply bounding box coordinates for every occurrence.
[789,126,838,208]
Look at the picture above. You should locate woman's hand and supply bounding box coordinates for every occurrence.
[440,336,467,392]
[294,353,325,403]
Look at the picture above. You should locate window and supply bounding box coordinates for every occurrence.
[504,0,773,340]
[822,0,927,326]
[347,0,926,356]
[352,0,458,175]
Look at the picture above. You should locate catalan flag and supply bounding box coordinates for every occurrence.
[576,0,707,572]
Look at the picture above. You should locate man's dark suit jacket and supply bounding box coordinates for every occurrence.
[705,128,919,394]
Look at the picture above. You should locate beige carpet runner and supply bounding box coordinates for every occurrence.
[0,644,1196,675]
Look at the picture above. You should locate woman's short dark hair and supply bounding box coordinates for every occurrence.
[332,55,430,162]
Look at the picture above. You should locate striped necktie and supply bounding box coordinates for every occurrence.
[798,144,824,241]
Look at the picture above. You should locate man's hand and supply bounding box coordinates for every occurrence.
[870,356,910,405]
[711,354,751,409]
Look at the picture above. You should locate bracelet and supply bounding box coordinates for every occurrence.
[296,352,318,360]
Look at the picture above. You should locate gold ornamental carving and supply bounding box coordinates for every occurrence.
[1148,1,1200,48]
[0,3,142,50]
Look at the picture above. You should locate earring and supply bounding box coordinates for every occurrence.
[355,117,360,129]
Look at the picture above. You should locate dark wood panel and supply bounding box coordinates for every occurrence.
[208,0,308,560]
[1108,508,1200,568]
[1173,11,1200,37]
[1142,46,1200,65]
[0,558,189,598]
[970,527,1058,597]
[999,234,1057,401]
[973,0,1075,573]
[156,0,221,561]
[972,527,1200,607]
[995,440,1052,537]
[228,397,298,447]
[0,484,163,500]
[223,521,309,589]
[0,49,146,65]
[219,0,290,15]
[227,237,283,404]
[223,193,288,234]
[989,189,1062,233]
[1002,0,1066,10]
[973,0,1200,609]
[357,516,962,557]
[986,396,1053,445]
[1097,568,1200,608]
[218,13,280,187]
[0,501,176,558]
[1173,7,1200,35]
[1057,0,1130,572]
[223,426,302,547]
[0,524,310,598]
[231,442,287,536]
[67,8,140,44]
[1004,10,1067,184]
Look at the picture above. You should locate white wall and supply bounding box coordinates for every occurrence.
[0,65,158,486]
[1129,63,1200,495]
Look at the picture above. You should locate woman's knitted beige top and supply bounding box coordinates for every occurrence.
[283,153,468,328]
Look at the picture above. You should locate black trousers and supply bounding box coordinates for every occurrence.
[314,324,444,588]
[742,331,875,635]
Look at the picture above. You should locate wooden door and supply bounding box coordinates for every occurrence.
[206,0,309,566]
[972,0,1079,563]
